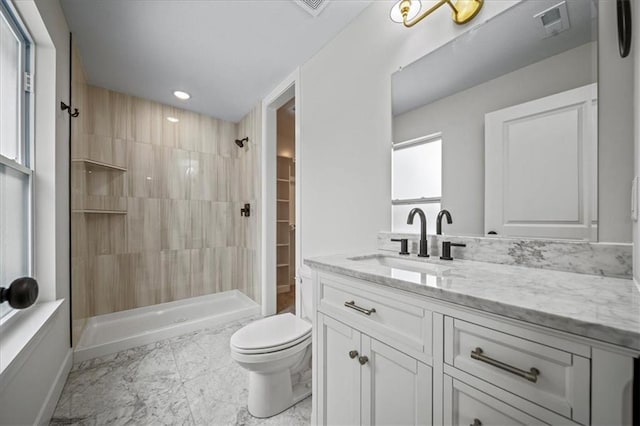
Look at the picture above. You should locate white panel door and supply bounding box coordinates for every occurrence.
[361,335,432,426]
[317,313,361,426]
[485,84,597,240]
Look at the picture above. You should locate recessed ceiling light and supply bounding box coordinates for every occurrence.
[167,116,179,123]
[173,90,190,100]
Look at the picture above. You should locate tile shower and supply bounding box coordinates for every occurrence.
[70,46,262,347]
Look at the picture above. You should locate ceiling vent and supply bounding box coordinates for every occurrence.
[533,1,570,38]
[294,0,329,17]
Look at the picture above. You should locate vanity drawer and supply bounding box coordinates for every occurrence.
[317,273,432,361]
[444,317,589,424]
[443,375,554,426]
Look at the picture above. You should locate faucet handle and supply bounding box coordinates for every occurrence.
[391,238,410,255]
[440,241,466,261]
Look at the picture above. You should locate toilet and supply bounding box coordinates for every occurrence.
[230,281,313,418]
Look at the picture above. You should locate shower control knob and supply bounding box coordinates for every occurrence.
[0,277,39,309]
[349,350,359,359]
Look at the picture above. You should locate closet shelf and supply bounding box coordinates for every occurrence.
[277,243,289,247]
[72,158,127,172]
[277,178,289,183]
[276,264,289,268]
[277,220,289,223]
[277,199,289,203]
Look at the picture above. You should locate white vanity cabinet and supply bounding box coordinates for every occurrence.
[314,272,434,425]
[316,314,432,425]
[311,270,638,426]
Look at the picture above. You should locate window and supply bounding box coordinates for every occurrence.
[0,0,32,319]
[391,134,442,234]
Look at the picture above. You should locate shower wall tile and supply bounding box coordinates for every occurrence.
[199,115,219,154]
[189,248,219,298]
[131,97,151,143]
[217,120,237,158]
[86,215,128,256]
[128,142,163,198]
[207,202,229,248]
[90,254,133,315]
[127,198,161,253]
[162,105,179,147]
[71,76,262,326]
[189,200,207,250]
[85,86,112,137]
[112,138,128,168]
[190,152,217,201]
[71,213,88,259]
[216,157,231,202]
[160,250,192,303]
[161,147,191,199]
[161,199,191,250]
[111,91,131,140]
[129,252,162,307]
[149,101,164,146]
[86,134,113,164]
[178,110,201,151]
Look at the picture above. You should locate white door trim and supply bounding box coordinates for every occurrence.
[261,68,301,316]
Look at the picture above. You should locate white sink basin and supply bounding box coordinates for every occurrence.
[349,255,451,275]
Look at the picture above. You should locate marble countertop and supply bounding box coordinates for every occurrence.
[305,252,640,351]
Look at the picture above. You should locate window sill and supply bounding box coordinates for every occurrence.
[0,300,64,390]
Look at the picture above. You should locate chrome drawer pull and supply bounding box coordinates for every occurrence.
[470,347,540,383]
[470,419,482,426]
[344,300,376,316]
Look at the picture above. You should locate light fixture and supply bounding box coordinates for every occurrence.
[390,0,483,27]
[173,90,191,100]
[167,116,179,123]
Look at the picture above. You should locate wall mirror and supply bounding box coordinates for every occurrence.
[391,0,601,241]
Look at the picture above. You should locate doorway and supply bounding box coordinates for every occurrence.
[276,99,296,313]
[261,70,300,317]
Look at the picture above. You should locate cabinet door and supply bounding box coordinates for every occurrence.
[361,335,432,426]
[317,314,361,426]
[443,375,548,426]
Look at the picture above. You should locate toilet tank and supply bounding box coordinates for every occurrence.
[299,267,313,323]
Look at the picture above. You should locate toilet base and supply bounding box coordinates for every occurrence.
[247,370,311,418]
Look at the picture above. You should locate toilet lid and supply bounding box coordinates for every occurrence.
[230,313,312,351]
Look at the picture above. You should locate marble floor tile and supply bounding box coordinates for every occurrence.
[51,318,310,426]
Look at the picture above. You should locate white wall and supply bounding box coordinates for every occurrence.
[598,0,634,243]
[393,43,596,237]
[299,0,518,260]
[634,0,640,282]
[0,0,71,424]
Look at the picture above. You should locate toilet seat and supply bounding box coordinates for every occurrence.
[230,313,311,355]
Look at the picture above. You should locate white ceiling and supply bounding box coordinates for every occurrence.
[60,0,372,122]
[392,0,597,116]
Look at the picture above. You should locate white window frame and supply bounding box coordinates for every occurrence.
[0,0,35,321]
[391,132,443,221]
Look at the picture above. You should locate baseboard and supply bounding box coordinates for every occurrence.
[35,348,72,425]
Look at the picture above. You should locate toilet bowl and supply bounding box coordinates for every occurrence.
[230,313,312,418]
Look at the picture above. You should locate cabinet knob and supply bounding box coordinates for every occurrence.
[358,355,369,365]
[470,419,482,426]
[348,350,359,359]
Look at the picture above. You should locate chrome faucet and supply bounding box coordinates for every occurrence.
[407,208,429,257]
[436,209,452,235]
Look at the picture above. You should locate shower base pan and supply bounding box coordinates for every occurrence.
[74,290,260,362]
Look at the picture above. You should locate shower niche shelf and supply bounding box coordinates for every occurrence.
[72,157,128,215]
[71,158,127,172]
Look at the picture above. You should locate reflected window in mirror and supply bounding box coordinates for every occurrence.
[392,134,441,234]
